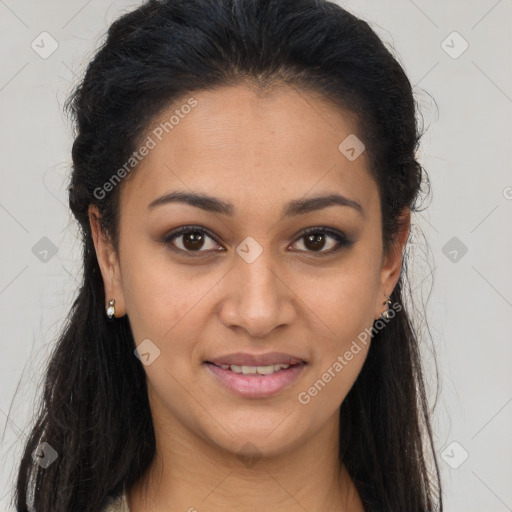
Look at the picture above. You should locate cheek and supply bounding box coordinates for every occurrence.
[124,274,210,355]
[297,251,381,402]
[311,257,381,340]
[292,278,374,436]
[120,250,231,405]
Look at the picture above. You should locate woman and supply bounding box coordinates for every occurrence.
[14,0,442,510]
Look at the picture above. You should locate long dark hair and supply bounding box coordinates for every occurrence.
[14,0,442,510]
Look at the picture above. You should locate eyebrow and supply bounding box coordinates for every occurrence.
[147,190,363,217]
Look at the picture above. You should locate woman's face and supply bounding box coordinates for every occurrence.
[91,83,405,458]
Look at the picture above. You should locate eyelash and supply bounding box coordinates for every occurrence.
[161,225,353,257]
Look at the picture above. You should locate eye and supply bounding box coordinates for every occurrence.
[290,227,352,255]
[162,225,352,257]
[162,226,223,256]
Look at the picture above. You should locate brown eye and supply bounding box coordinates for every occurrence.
[163,226,221,255]
[163,225,352,258]
[303,232,329,251]
[291,227,351,255]
[181,231,206,251]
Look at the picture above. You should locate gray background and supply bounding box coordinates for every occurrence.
[1,1,511,510]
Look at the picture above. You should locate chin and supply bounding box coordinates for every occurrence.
[201,414,306,461]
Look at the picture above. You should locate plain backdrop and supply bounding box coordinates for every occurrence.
[1,1,511,511]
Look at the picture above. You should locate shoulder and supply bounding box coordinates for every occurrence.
[99,491,131,512]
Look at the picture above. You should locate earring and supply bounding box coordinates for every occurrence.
[381,296,392,319]
[106,299,116,319]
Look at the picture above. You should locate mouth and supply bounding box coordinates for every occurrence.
[203,353,308,398]
[204,361,306,376]
[205,351,307,368]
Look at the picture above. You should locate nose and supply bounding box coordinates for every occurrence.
[217,248,296,339]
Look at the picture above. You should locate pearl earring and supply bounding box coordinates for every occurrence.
[106,299,116,319]
[381,296,392,319]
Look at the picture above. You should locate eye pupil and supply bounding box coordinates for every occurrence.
[183,231,204,250]
[304,233,326,251]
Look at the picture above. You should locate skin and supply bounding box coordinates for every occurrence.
[90,82,409,511]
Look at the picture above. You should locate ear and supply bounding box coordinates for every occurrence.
[374,207,410,319]
[88,205,126,318]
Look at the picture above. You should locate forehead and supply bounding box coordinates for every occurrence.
[120,83,378,218]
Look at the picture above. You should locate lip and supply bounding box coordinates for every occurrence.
[205,351,307,366]
[205,361,307,398]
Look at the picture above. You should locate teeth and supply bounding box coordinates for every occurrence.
[220,363,291,375]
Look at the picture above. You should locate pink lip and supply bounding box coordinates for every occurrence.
[206,351,306,366]
[205,362,307,398]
